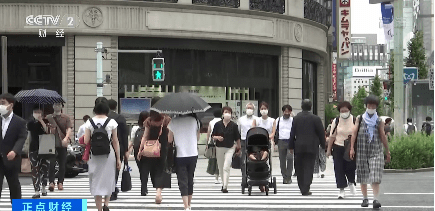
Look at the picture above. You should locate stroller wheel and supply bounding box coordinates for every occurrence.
[273,177,277,194]
[242,186,245,194]
[265,186,269,196]
[248,186,252,196]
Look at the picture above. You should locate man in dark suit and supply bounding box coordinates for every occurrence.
[0,93,27,202]
[289,99,326,196]
[107,99,129,201]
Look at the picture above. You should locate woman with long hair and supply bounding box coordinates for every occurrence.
[138,97,171,204]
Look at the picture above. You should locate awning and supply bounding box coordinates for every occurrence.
[119,37,281,56]
[0,35,65,47]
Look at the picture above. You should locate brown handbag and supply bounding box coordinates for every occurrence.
[140,124,163,158]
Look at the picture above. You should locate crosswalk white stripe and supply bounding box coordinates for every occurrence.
[1,175,376,210]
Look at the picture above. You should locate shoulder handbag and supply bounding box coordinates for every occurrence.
[140,124,163,158]
[47,115,69,148]
[273,117,281,144]
[204,139,216,159]
[343,116,360,162]
[38,125,57,158]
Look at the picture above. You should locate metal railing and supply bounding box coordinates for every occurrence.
[304,0,327,25]
[192,0,240,8]
[249,0,285,14]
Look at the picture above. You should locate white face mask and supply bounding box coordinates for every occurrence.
[246,109,254,116]
[223,113,232,121]
[366,109,376,115]
[0,105,9,116]
[260,110,268,116]
[33,113,41,119]
[340,112,350,119]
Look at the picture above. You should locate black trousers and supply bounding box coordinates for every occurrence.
[176,156,198,196]
[134,146,148,195]
[332,145,356,189]
[113,149,124,195]
[294,152,316,194]
[49,147,67,184]
[0,155,22,202]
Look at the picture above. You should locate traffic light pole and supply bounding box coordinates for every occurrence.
[95,42,162,97]
[393,0,404,135]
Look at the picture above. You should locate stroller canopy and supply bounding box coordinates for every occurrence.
[246,127,269,146]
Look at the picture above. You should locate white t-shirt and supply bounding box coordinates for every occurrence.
[76,123,86,142]
[130,125,140,143]
[84,117,118,140]
[277,117,293,140]
[168,116,199,158]
[255,117,275,135]
[238,115,258,140]
[209,118,221,141]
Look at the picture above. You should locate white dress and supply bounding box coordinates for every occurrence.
[84,117,118,196]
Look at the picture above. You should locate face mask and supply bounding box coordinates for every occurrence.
[340,112,350,119]
[283,114,290,119]
[33,113,41,119]
[260,110,268,116]
[366,109,376,115]
[246,109,254,116]
[223,113,232,120]
[0,105,9,116]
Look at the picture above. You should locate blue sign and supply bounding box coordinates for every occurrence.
[403,67,418,84]
[12,199,87,211]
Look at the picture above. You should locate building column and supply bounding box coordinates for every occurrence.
[317,57,326,126]
[74,36,114,132]
[65,36,75,137]
[281,47,303,115]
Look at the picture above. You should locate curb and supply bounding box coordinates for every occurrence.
[384,167,434,173]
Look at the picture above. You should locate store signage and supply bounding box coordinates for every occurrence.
[352,66,380,77]
[412,0,420,33]
[179,86,226,103]
[429,69,434,90]
[338,0,351,59]
[332,52,337,100]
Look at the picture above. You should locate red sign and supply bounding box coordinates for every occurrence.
[340,0,350,7]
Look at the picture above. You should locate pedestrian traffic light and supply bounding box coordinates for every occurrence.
[152,58,164,82]
[384,96,388,101]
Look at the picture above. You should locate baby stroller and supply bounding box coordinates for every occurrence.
[241,127,277,196]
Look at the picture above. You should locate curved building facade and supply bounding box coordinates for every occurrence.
[0,0,330,132]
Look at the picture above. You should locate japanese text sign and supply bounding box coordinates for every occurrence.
[332,52,337,100]
[338,0,351,59]
[12,199,87,211]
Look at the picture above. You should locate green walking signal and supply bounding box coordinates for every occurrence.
[152,58,165,82]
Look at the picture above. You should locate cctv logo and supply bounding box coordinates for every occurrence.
[26,15,61,26]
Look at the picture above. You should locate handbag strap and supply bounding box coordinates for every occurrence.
[48,115,67,140]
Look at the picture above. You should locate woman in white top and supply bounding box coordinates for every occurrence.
[251,101,276,192]
[326,101,357,199]
[206,109,222,184]
[168,113,200,211]
[84,102,121,211]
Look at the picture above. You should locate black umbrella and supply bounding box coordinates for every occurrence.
[151,92,211,115]
[15,89,65,104]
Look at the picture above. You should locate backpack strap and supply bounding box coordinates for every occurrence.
[89,119,98,129]
[331,117,340,136]
[102,118,111,129]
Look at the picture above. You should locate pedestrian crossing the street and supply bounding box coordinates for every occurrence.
[0,174,374,211]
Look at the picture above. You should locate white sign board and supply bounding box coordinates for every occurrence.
[352,66,382,77]
[178,86,226,103]
[430,69,434,90]
[338,0,351,59]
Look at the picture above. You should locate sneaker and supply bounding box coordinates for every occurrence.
[110,193,117,201]
[321,174,325,178]
[316,173,320,178]
[348,183,356,196]
[283,178,288,184]
[185,208,191,211]
[49,183,55,192]
[302,191,312,196]
[338,189,345,199]
[32,194,40,199]
[373,200,381,209]
[222,188,228,193]
[103,205,110,211]
[361,199,369,207]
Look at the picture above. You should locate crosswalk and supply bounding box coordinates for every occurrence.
[0,173,375,211]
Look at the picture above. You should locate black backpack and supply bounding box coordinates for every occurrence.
[89,118,112,156]
[407,124,416,135]
[422,123,431,135]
